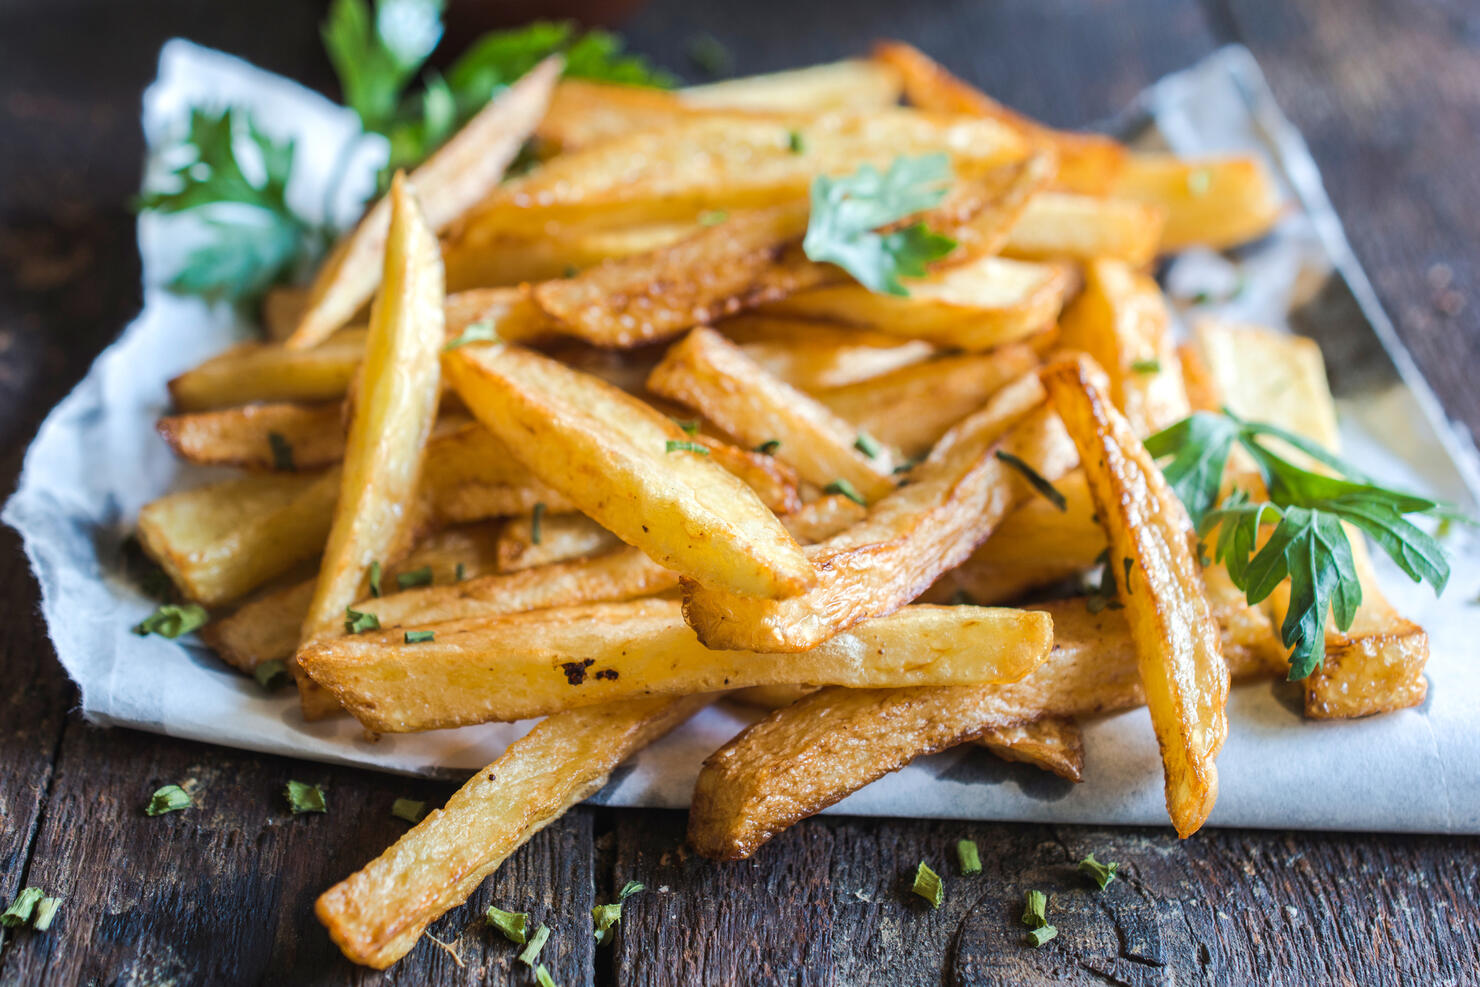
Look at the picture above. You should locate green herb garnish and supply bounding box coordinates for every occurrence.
[396,566,433,590]
[532,502,546,545]
[444,319,500,350]
[995,450,1067,511]
[534,965,558,987]
[133,603,209,639]
[486,904,529,944]
[698,210,729,226]
[1146,408,1464,679]
[1084,549,1124,615]
[268,431,296,471]
[854,433,883,459]
[911,861,943,909]
[518,922,551,966]
[0,889,43,928]
[32,897,62,932]
[404,630,435,643]
[455,562,466,582]
[787,130,805,154]
[593,880,644,945]
[802,154,957,296]
[1021,889,1057,947]
[1078,852,1119,890]
[345,606,380,634]
[284,780,327,814]
[369,560,383,597]
[254,659,293,691]
[825,478,867,506]
[1130,357,1162,374]
[755,439,781,455]
[957,839,981,876]
[145,784,192,816]
[391,797,426,823]
[666,440,709,455]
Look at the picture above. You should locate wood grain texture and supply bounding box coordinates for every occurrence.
[2,0,1479,984]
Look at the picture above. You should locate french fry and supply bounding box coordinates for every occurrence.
[680,59,904,113]
[454,108,1027,235]
[137,471,339,606]
[295,176,445,718]
[496,511,622,571]
[538,79,697,152]
[261,283,310,341]
[648,327,899,500]
[1043,358,1227,838]
[720,314,935,391]
[288,58,560,348]
[682,374,1078,652]
[1057,257,1189,437]
[169,330,368,412]
[298,598,1054,732]
[976,716,1085,782]
[416,422,573,524]
[873,41,1126,194]
[157,402,346,471]
[778,493,868,544]
[729,685,815,710]
[762,254,1073,350]
[445,344,813,599]
[442,223,694,293]
[202,521,508,673]
[1112,153,1282,252]
[694,434,803,514]
[689,596,1269,859]
[814,345,1040,458]
[317,695,711,969]
[1004,192,1164,267]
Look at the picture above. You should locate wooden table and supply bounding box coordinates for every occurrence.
[2,1,1477,983]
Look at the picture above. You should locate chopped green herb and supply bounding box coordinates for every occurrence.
[535,964,558,987]
[121,535,174,601]
[686,32,732,76]
[532,502,547,545]
[518,922,551,966]
[404,630,435,644]
[803,154,957,296]
[957,839,981,876]
[854,432,883,459]
[444,319,500,350]
[0,889,43,928]
[1026,925,1058,947]
[486,904,529,944]
[369,560,383,597]
[787,129,805,154]
[1078,852,1119,890]
[995,451,1067,511]
[593,880,645,945]
[911,861,944,909]
[755,439,781,455]
[1021,889,1057,946]
[285,780,327,814]
[893,457,920,475]
[1190,289,1214,306]
[825,478,867,506]
[145,784,192,816]
[32,896,62,932]
[396,565,433,590]
[1437,517,1454,539]
[254,658,293,691]
[675,418,701,435]
[455,562,466,582]
[133,603,209,639]
[666,440,709,455]
[268,431,296,471]
[391,798,426,823]
[345,606,380,634]
[948,588,975,606]
[698,209,729,226]
[1187,168,1212,197]
[1130,357,1162,374]
[1085,549,1124,615]
[619,880,645,898]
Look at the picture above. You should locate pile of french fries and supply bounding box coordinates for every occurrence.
[133,42,1432,968]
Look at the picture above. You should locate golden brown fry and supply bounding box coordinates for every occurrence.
[648,327,898,501]
[779,494,868,544]
[538,79,696,152]
[157,402,346,471]
[289,58,559,348]
[1058,257,1189,437]
[682,374,1078,652]
[976,716,1085,783]
[261,284,310,341]
[873,41,1126,194]
[1112,153,1282,252]
[416,422,573,525]
[729,685,816,710]
[168,330,368,412]
[445,344,813,599]
[720,315,935,391]
[496,512,621,571]
[455,108,1026,235]
[762,254,1073,350]
[1192,320,1340,453]
[1004,192,1164,267]
[317,694,710,969]
[299,599,1053,732]
[814,345,1040,459]
[1043,358,1227,838]
[680,59,904,113]
[694,435,803,514]
[442,223,695,293]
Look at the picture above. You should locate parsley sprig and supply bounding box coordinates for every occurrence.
[802,154,958,296]
[1146,409,1463,680]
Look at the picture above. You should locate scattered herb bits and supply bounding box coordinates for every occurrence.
[995,451,1067,511]
[145,784,192,816]
[486,905,528,945]
[911,861,944,909]
[369,560,383,597]
[593,880,645,945]
[532,502,547,545]
[32,896,62,932]
[444,319,500,351]
[518,923,551,966]
[267,430,296,471]
[957,839,981,876]
[854,432,883,459]
[396,566,433,590]
[665,439,709,455]
[1078,852,1119,890]
[787,129,805,154]
[534,964,558,987]
[1130,357,1162,374]
[404,630,435,644]
[755,439,781,455]
[133,603,209,639]
[391,798,427,824]
[825,478,867,506]
[254,658,292,691]
[345,606,380,634]
[284,780,327,815]
[1,888,44,928]
[1021,889,1057,947]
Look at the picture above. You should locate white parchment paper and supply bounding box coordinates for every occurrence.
[6,42,1479,833]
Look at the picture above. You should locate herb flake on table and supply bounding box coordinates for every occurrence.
[486,904,528,944]
[518,922,551,966]
[1079,852,1119,890]
[1,889,44,928]
[593,880,644,945]
[145,784,192,816]
[1021,889,1057,947]
[284,780,327,814]
[911,861,944,909]
[391,797,426,823]
[957,839,981,876]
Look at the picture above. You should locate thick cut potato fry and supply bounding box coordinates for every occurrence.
[680,59,903,113]
[289,58,559,348]
[169,330,368,412]
[1044,358,1227,838]
[538,79,697,152]
[697,436,803,514]
[157,402,346,471]
[454,109,1027,235]
[1058,257,1189,437]
[261,284,310,341]
[682,375,1078,652]
[443,223,694,293]
[648,327,898,501]
[138,471,339,606]
[815,345,1040,458]
[1004,192,1164,267]
[496,511,622,571]
[779,494,868,544]
[317,695,709,969]
[873,41,1126,194]
[1192,321,1340,453]
[762,254,1072,350]
[445,344,813,598]
[202,522,508,673]
[1112,153,1282,252]
[976,716,1085,782]
[720,315,935,391]
[689,597,1268,859]
[417,422,573,524]
[298,599,1053,732]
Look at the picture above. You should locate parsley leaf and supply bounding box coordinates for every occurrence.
[1078,852,1119,890]
[322,0,444,134]
[284,780,327,814]
[145,784,192,816]
[133,603,209,639]
[802,154,958,296]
